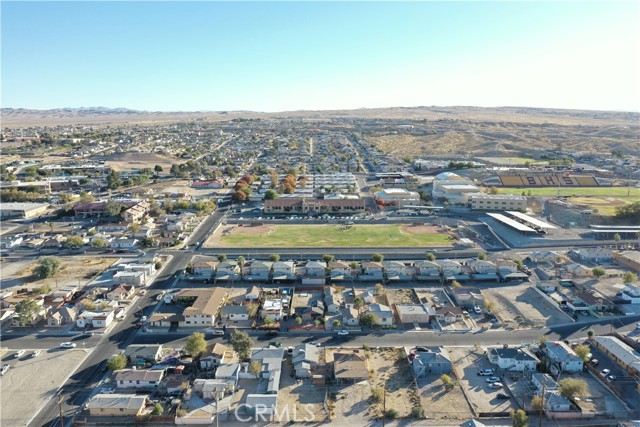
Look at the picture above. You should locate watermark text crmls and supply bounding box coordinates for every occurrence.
[233,403,316,423]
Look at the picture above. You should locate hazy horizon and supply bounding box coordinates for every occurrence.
[2,1,639,112]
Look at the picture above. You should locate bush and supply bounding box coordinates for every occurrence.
[371,388,384,403]
[385,409,399,419]
[34,257,62,279]
[151,402,163,415]
[411,405,425,419]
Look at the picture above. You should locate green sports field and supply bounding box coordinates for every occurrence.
[215,224,452,248]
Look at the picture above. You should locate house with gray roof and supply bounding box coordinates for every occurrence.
[488,347,539,371]
[411,347,451,376]
[292,343,320,378]
[542,341,583,372]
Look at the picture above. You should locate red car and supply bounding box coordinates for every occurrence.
[135,322,143,329]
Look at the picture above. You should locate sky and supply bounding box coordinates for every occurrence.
[1,1,639,112]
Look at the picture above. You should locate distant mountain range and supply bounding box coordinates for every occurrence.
[1,105,638,128]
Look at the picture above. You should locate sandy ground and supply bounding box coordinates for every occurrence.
[481,283,570,328]
[277,358,327,422]
[0,347,89,426]
[368,348,420,419]
[417,373,473,420]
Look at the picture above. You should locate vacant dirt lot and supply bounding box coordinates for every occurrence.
[330,380,372,424]
[277,359,327,422]
[417,374,472,420]
[2,256,115,291]
[0,347,88,426]
[481,284,570,328]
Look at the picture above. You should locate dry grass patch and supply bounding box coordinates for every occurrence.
[15,257,115,290]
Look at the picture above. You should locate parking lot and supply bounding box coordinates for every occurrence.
[1,347,88,426]
[481,283,571,328]
[448,347,518,415]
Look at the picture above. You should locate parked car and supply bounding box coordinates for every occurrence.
[600,369,611,376]
[266,331,278,337]
[32,350,41,358]
[486,376,500,383]
[496,393,509,400]
[0,365,9,376]
[60,342,76,348]
[99,386,116,394]
[488,382,503,389]
[474,306,482,314]
[415,346,428,352]
[590,359,599,366]
[141,316,147,322]
[212,330,225,336]
[15,350,25,358]
[607,375,616,382]
[337,330,349,336]
[478,369,495,376]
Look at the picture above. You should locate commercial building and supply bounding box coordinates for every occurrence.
[468,194,527,211]
[431,172,479,203]
[263,197,365,215]
[0,202,48,219]
[373,188,421,207]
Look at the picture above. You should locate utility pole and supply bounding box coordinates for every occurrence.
[58,392,64,427]
[538,378,546,427]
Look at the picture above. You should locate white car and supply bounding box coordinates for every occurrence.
[141,316,148,322]
[337,330,349,336]
[0,365,9,376]
[486,376,500,383]
[32,350,41,358]
[600,369,611,376]
[60,342,76,349]
[99,386,116,394]
[15,350,25,358]
[488,382,504,389]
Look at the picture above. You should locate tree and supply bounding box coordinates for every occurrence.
[426,253,436,261]
[151,402,163,415]
[154,165,163,173]
[231,190,247,203]
[33,284,51,295]
[104,200,123,217]
[269,254,280,262]
[623,272,638,284]
[354,297,364,310]
[107,170,121,189]
[79,191,95,203]
[65,235,84,248]
[106,354,127,371]
[240,173,254,185]
[558,378,589,399]
[15,299,40,325]
[614,233,621,249]
[92,237,108,248]
[371,253,384,262]
[385,409,399,419]
[477,252,487,261]
[615,201,640,222]
[217,254,228,262]
[374,283,384,295]
[237,256,246,268]
[249,360,263,378]
[440,374,456,390]
[332,319,341,329]
[360,313,379,328]
[451,280,462,288]
[263,316,275,325]
[295,316,303,326]
[322,254,335,265]
[592,267,605,278]
[537,336,548,346]
[59,193,74,204]
[573,344,591,361]
[184,332,207,358]
[34,256,62,279]
[587,329,594,338]
[514,259,524,271]
[264,189,278,200]
[411,405,425,419]
[531,395,544,412]
[510,409,528,427]
[230,332,253,361]
[129,223,141,233]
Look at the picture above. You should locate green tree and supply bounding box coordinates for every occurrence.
[483,299,495,313]
[477,252,487,261]
[154,165,163,173]
[107,354,127,371]
[249,360,263,378]
[514,259,524,271]
[104,200,123,217]
[151,402,163,415]
[332,319,341,329]
[511,409,528,427]
[34,256,62,279]
[531,395,544,412]
[269,254,280,262]
[237,256,246,268]
[558,378,589,399]
[217,254,228,262]
[59,193,74,204]
[614,233,621,249]
[263,316,275,325]
[65,235,84,248]
[592,267,605,278]
[295,316,303,326]
[371,253,384,262]
[623,272,638,284]
[15,299,40,325]
[79,191,95,203]
[587,329,594,338]
[385,409,399,419]
[264,189,278,200]
[359,313,378,328]
[184,332,207,358]
[230,332,253,361]
[426,253,436,261]
[573,344,591,361]
[440,374,456,390]
[322,254,335,265]
[33,284,52,295]
[107,170,121,189]
[411,405,425,419]
[354,297,364,310]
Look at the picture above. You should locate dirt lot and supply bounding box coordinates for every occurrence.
[368,348,421,419]
[386,288,419,306]
[0,347,88,426]
[277,358,327,422]
[329,380,372,424]
[481,283,571,328]
[417,374,472,420]
[1,256,115,292]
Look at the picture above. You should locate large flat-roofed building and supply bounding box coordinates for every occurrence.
[264,197,365,215]
[374,188,421,207]
[0,202,49,219]
[431,172,479,203]
[0,180,52,194]
[468,194,527,211]
[176,288,229,327]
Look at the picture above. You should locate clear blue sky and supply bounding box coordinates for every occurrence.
[2,1,639,112]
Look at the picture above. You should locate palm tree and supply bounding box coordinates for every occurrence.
[614,233,621,250]
[237,256,246,279]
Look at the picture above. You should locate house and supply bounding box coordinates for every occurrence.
[124,344,164,364]
[620,284,640,304]
[329,261,352,281]
[305,261,327,277]
[450,287,485,309]
[200,343,232,370]
[97,223,129,233]
[412,347,452,376]
[215,363,241,382]
[570,247,612,263]
[296,300,325,321]
[261,299,283,321]
[41,236,65,249]
[416,260,441,280]
[593,336,640,376]
[113,271,146,287]
[365,303,393,326]
[85,394,148,416]
[360,262,384,281]
[106,284,135,301]
[542,341,584,372]
[437,259,463,278]
[384,261,414,281]
[569,290,615,313]
[272,261,296,281]
[47,306,78,326]
[77,310,115,329]
[531,373,560,395]
[565,262,592,277]
[496,260,519,276]
[613,250,640,273]
[246,260,273,281]
[333,350,368,383]
[396,304,434,324]
[114,369,165,389]
[324,287,342,314]
[177,288,228,327]
[292,343,320,378]
[467,259,498,280]
[110,238,138,249]
[435,306,464,324]
[192,261,218,278]
[342,307,360,327]
[526,251,561,263]
[216,260,240,280]
[342,288,356,309]
[245,286,261,301]
[220,304,250,321]
[0,235,23,249]
[488,347,539,371]
[122,201,150,223]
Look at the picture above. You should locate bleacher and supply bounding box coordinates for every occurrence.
[498,173,599,187]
